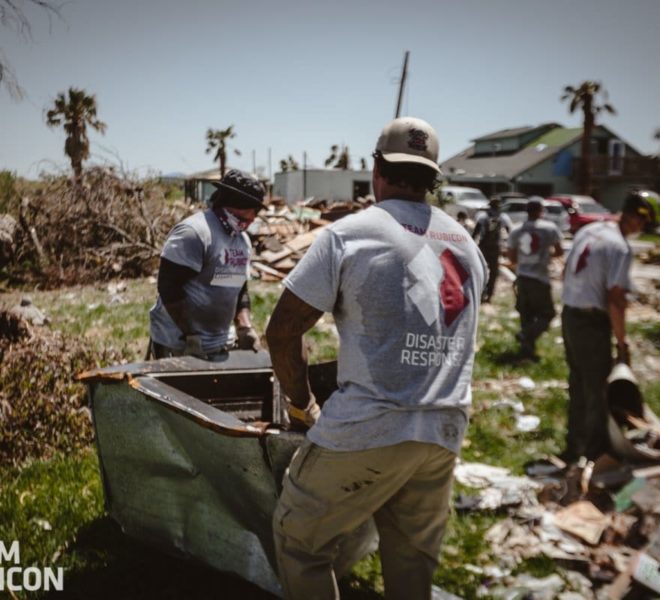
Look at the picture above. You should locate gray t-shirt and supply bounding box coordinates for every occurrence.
[561,221,632,312]
[284,199,488,454]
[149,209,250,352]
[507,218,562,284]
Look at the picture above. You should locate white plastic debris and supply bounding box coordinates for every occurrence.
[516,414,541,432]
[517,376,536,390]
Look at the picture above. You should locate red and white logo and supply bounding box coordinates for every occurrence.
[407,246,470,327]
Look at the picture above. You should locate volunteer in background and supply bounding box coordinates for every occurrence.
[507,199,564,361]
[561,192,652,461]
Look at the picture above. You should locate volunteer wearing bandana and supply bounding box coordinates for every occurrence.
[149,169,264,360]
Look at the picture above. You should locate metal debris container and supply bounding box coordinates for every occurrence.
[607,362,660,462]
[79,351,376,596]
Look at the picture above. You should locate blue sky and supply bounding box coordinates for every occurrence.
[1,0,659,179]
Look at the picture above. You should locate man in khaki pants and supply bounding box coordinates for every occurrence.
[266,116,487,599]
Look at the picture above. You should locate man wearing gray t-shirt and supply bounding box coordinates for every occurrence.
[266,117,487,599]
[507,199,563,361]
[560,192,651,461]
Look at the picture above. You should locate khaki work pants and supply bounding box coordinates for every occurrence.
[273,440,456,600]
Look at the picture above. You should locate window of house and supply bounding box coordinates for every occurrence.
[608,140,625,175]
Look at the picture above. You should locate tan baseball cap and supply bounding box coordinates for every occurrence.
[375,116,440,172]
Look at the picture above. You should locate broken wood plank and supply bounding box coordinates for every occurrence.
[252,262,286,279]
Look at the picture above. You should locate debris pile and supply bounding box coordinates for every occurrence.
[453,366,660,600]
[0,304,125,466]
[247,197,369,281]
[2,167,193,288]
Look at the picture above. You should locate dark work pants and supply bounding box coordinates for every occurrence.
[481,245,499,302]
[561,306,613,461]
[515,276,556,356]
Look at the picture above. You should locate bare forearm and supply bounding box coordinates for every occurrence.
[234,307,252,329]
[269,333,314,409]
[266,289,323,409]
[607,288,627,346]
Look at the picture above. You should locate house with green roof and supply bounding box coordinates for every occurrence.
[440,123,659,210]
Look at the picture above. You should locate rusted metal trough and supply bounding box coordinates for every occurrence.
[79,351,376,596]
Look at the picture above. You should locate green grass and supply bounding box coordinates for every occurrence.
[1,277,658,598]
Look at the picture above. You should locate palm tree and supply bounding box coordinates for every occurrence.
[561,81,616,195]
[46,87,107,181]
[324,145,339,167]
[206,126,241,177]
[335,146,351,170]
[279,156,299,172]
[324,144,351,169]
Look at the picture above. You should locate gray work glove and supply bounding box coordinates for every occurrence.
[236,325,261,352]
[183,334,205,358]
[287,398,321,432]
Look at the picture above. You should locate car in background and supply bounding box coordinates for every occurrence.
[440,185,489,218]
[548,194,617,234]
[500,197,570,233]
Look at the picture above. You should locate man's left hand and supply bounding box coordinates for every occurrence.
[237,326,261,351]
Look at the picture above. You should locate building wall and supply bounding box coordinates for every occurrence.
[516,140,582,197]
[273,169,372,204]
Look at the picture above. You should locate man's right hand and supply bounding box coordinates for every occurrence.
[183,334,205,358]
[287,398,321,432]
[615,341,630,366]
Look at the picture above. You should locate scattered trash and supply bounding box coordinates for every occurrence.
[517,376,536,390]
[8,296,50,326]
[554,501,610,545]
[515,414,541,432]
[454,461,541,510]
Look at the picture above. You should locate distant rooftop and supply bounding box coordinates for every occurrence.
[474,123,560,142]
[527,127,582,148]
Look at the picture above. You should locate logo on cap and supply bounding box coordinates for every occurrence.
[407,128,429,152]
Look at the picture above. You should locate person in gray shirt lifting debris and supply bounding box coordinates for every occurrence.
[149,169,263,360]
[267,116,487,599]
[560,192,652,462]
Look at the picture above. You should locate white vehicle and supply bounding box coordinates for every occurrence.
[500,198,569,233]
[440,185,489,218]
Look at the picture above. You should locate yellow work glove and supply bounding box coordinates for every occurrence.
[287,398,321,432]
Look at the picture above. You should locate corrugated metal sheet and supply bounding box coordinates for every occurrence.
[82,352,376,596]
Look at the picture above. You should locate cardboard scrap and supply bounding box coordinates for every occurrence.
[554,501,610,545]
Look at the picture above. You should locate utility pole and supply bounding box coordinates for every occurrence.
[268,147,272,181]
[394,50,409,119]
[252,150,256,174]
[303,151,307,200]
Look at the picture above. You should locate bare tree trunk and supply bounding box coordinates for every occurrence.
[220,151,226,178]
[580,98,594,195]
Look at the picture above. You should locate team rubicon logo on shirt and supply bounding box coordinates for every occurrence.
[406,246,470,327]
[575,244,591,273]
[402,246,470,367]
[519,231,541,255]
[407,128,429,152]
